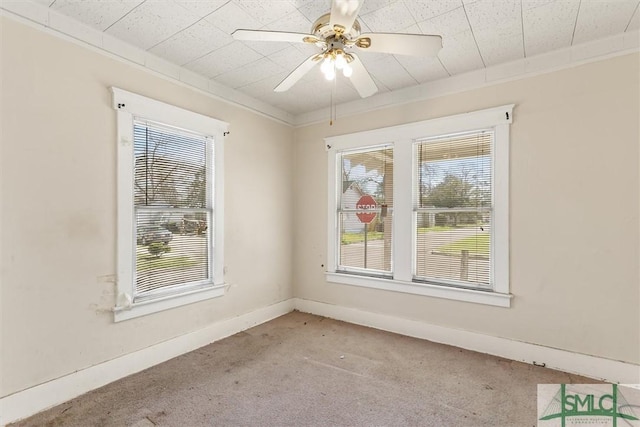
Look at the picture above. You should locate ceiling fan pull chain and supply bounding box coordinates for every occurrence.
[330,72,338,126]
[329,81,333,126]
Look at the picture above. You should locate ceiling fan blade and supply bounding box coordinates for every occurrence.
[232,29,319,44]
[274,54,321,92]
[354,33,443,56]
[329,0,363,33]
[347,53,377,98]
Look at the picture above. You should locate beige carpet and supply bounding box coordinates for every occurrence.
[12,311,595,426]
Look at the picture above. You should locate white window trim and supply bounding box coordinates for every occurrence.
[111,87,228,322]
[325,105,513,308]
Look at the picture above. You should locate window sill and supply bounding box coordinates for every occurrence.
[325,272,511,307]
[113,284,226,322]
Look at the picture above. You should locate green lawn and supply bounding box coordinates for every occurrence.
[341,226,482,245]
[136,251,199,271]
[341,231,383,245]
[439,233,490,256]
[417,226,455,233]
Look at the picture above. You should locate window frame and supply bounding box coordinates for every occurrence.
[112,87,228,322]
[325,105,513,308]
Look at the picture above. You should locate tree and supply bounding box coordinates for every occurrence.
[134,132,180,207]
[135,130,208,209]
[185,165,206,208]
[426,174,473,208]
[419,163,439,202]
[423,174,474,226]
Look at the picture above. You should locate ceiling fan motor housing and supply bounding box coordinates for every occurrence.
[312,13,361,41]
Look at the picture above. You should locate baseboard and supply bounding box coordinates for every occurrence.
[0,299,295,426]
[3,298,637,425]
[293,298,640,385]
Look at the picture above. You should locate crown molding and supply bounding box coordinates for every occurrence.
[293,30,640,127]
[0,2,296,126]
[2,1,638,129]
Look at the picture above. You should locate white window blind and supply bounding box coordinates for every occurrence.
[133,118,214,301]
[414,130,493,289]
[337,146,393,276]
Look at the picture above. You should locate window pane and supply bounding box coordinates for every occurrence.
[135,209,210,296]
[417,131,492,210]
[339,213,392,273]
[134,120,210,209]
[132,119,213,299]
[415,131,492,287]
[338,146,393,274]
[415,213,490,286]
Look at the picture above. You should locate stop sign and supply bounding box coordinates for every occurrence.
[356,195,377,224]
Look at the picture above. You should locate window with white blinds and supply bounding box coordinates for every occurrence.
[414,130,493,289]
[325,105,512,307]
[112,87,228,322]
[134,119,213,300]
[337,146,393,276]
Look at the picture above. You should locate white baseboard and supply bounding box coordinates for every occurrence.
[3,297,638,425]
[0,299,295,426]
[293,298,640,385]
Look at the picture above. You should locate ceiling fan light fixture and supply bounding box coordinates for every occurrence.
[321,57,333,74]
[321,49,353,80]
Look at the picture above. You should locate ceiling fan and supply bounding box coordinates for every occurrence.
[232,0,442,99]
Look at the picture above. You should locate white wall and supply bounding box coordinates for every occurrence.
[293,53,640,365]
[0,17,294,397]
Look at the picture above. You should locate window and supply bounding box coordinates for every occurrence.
[326,105,512,307]
[337,146,393,277]
[414,130,492,289]
[112,88,228,321]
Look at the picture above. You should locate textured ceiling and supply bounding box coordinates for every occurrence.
[26,0,640,115]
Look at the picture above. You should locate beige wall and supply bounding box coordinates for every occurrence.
[0,18,294,396]
[1,14,639,401]
[293,53,640,365]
